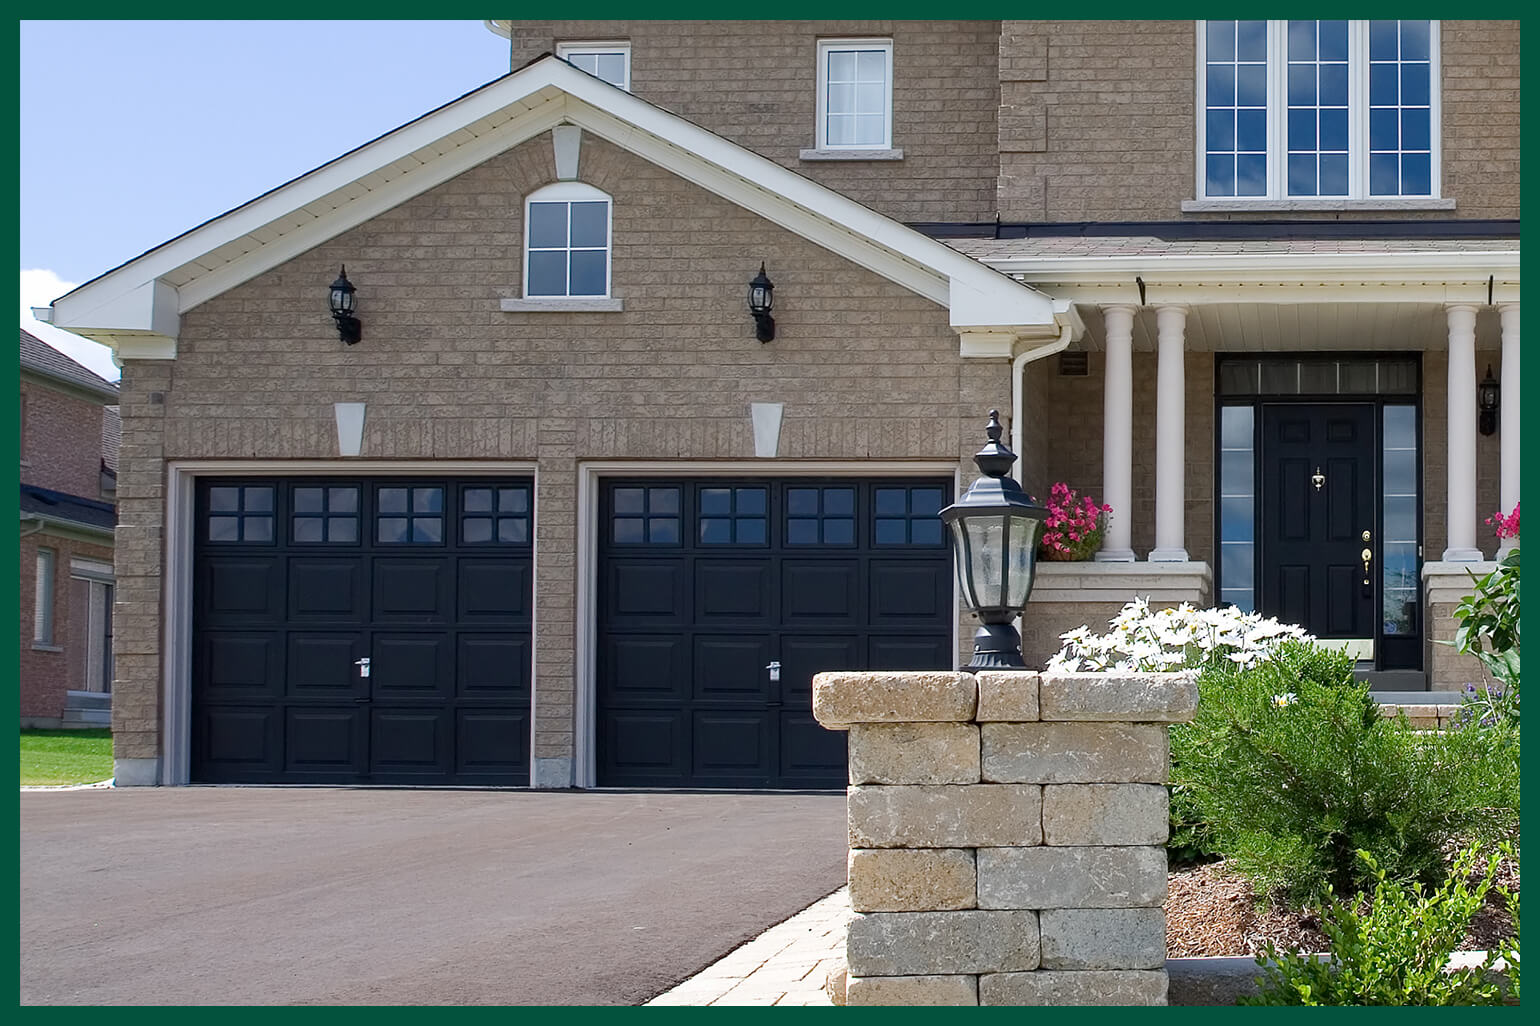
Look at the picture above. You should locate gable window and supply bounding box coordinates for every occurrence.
[1198,20,1438,202]
[816,39,893,150]
[557,42,630,91]
[523,182,612,300]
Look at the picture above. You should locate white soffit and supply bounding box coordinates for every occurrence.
[46,58,1056,349]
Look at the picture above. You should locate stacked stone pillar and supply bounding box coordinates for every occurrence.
[812,669,1198,1006]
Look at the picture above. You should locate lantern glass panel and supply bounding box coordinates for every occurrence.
[1004,513,1042,608]
[947,517,980,610]
[964,516,1005,610]
[332,287,353,314]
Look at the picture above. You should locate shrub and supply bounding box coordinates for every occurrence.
[1049,599,1311,674]
[1449,545,1520,726]
[1172,641,1518,903]
[1245,844,1518,1006]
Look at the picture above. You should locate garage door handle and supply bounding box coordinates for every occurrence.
[354,696,372,703]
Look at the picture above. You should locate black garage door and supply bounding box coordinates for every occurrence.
[597,477,954,788]
[192,477,532,785]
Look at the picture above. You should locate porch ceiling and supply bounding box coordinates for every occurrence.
[1068,301,1505,354]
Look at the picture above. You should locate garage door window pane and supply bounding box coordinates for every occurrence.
[612,485,681,545]
[205,485,275,543]
[462,485,530,546]
[378,486,444,545]
[787,486,856,546]
[292,485,360,543]
[874,486,947,546]
[698,486,768,545]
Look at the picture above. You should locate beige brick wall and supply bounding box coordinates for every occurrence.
[997,20,1519,222]
[114,130,1012,769]
[508,20,1001,224]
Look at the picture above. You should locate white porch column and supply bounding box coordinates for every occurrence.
[1150,304,1189,561]
[1443,304,1482,561]
[1499,304,1520,553]
[1097,305,1136,561]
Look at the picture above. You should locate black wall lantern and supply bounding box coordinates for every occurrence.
[939,410,1049,670]
[747,263,775,342]
[1478,364,1500,435]
[329,266,361,345]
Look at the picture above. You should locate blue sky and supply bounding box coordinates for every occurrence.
[19,20,512,379]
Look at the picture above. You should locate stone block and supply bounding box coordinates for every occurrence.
[979,970,1167,1005]
[975,670,1040,722]
[845,974,978,1006]
[1042,784,1169,845]
[814,672,977,727]
[1039,908,1166,969]
[849,848,977,912]
[977,846,1167,909]
[1039,672,1199,723]
[849,784,1042,848]
[981,722,1169,783]
[847,910,1040,976]
[825,964,848,1005]
[849,723,981,785]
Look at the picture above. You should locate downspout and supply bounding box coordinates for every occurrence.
[1011,321,1074,484]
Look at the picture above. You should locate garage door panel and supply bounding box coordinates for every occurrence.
[200,633,282,697]
[604,711,687,780]
[693,711,771,780]
[370,709,452,777]
[372,634,452,697]
[288,557,367,623]
[782,560,858,622]
[373,558,453,623]
[285,707,366,777]
[778,635,861,703]
[200,558,283,624]
[200,707,280,776]
[779,711,847,782]
[604,636,686,699]
[457,711,529,774]
[458,635,531,696]
[458,559,531,621]
[695,561,771,619]
[607,562,685,620]
[285,633,365,697]
[869,634,953,671]
[870,561,949,620]
[694,635,772,701]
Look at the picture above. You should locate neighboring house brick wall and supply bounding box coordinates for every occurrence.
[21,379,109,498]
[510,20,1001,224]
[111,131,1013,768]
[996,20,1520,223]
[19,532,113,725]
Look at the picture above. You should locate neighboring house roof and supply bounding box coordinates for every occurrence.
[102,406,121,474]
[19,329,119,403]
[39,55,1061,359]
[20,483,116,535]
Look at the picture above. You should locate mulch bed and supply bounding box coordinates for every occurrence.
[1165,857,1519,958]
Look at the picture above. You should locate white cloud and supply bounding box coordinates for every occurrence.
[19,268,121,383]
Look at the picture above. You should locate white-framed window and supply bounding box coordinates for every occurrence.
[523,182,613,300]
[815,38,893,150]
[1198,20,1438,200]
[557,42,631,91]
[34,546,56,645]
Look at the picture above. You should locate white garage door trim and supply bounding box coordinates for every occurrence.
[573,460,963,790]
[159,460,540,787]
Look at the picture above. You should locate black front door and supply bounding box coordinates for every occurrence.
[1258,404,1377,640]
[597,478,954,789]
[192,477,533,785]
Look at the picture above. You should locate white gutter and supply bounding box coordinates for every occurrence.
[1011,324,1074,484]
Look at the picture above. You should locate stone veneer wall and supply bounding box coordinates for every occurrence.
[812,669,1198,1006]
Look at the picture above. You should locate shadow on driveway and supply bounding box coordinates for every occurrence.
[21,787,848,1005]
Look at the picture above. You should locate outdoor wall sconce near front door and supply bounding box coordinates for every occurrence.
[939,410,1049,669]
[1479,364,1500,435]
[330,266,361,345]
[747,263,775,342]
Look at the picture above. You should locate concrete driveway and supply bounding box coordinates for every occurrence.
[20,787,848,1005]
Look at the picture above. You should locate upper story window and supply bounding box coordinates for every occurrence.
[816,39,893,150]
[524,182,612,300]
[1199,21,1437,201]
[557,42,631,91]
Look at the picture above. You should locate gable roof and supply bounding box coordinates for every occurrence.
[39,56,1059,360]
[20,483,116,536]
[19,330,119,402]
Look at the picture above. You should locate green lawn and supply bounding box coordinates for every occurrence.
[20,729,113,786]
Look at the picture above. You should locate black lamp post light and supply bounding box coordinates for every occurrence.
[1478,364,1500,436]
[330,266,361,345]
[748,263,775,342]
[940,410,1049,670]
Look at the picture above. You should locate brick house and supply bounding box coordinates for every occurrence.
[36,20,1517,788]
[20,329,119,728]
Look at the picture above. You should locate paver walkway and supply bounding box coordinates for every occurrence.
[647,887,850,1006]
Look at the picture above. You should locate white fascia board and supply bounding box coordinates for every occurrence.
[51,280,181,357]
[948,274,1059,335]
[1041,280,1507,307]
[988,248,1520,286]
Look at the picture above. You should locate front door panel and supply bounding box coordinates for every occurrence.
[1259,404,1376,641]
